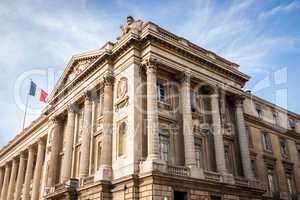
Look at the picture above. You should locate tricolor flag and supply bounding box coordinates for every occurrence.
[29,80,48,103]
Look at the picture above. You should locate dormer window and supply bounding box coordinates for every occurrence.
[255,104,263,119]
[288,118,296,130]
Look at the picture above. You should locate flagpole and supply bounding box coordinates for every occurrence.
[22,80,30,130]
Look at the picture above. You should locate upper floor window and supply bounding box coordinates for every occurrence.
[191,90,197,112]
[286,173,296,197]
[157,80,167,103]
[224,143,234,174]
[296,143,300,161]
[267,168,278,194]
[272,110,278,125]
[195,137,204,168]
[255,104,263,119]
[251,159,257,177]
[288,118,296,130]
[279,138,289,158]
[118,122,127,157]
[262,132,272,152]
[246,126,253,148]
[159,128,169,162]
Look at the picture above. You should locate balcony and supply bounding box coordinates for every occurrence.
[167,165,191,177]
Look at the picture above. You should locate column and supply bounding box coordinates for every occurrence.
[14,152,26,200]
[211,93,228,174]
[99,74,114,180]
[80,91,92,178]
[181,73,197,167]
[47,117,61,187]
[31,139,46,200]
[62,103,76,182]
[23,147,35,200]
[0,167,4,197]
[0,163,11,200]
[145,63,160,160]
[235,97,255,180]
[7,158,18,200]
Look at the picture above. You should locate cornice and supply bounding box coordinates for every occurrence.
[244,113,300,141]
[0,114,48,157]
[244,93,300,120]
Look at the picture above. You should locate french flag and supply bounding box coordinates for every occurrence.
[29,80,48,103]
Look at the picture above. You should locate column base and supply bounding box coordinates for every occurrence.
[221,173,235,184]
[94,165,112,181]
[189,166,205,179]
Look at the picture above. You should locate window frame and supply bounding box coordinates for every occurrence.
[159,128,170,162]
[261,132,272,152]
[255,104,263,119]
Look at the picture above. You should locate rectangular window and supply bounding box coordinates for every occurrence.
[224,144,234,174]
[288,118,296,130]
[261,132,271,151]
[191,90,197,112]
[255,104,263,119]
[267,169,277,193]
[296,144,300,161]
[157,81,166,103]
[251,159,257,177]
[272,110,278,125]
[195,137,203,168]
[159,129,169,162]
[279,138,288,158]
[246,126,253,148]
[96,141,102,170]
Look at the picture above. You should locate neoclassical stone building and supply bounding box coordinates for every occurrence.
[0,16,299,200]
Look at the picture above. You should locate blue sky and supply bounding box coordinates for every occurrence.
[0,0,299,148]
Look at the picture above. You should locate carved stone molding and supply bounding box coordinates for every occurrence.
[117,77,128,99]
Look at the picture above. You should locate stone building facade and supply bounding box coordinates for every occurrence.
[0,17,299,200]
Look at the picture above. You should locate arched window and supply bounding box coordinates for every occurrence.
[118,122,127,157]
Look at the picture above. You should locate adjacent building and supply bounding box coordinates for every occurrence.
[0,16,299,200]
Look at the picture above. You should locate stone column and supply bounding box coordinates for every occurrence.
[80,91,93,178]
[0,167,4,197]
[99,74,114,180]
[7,158,18,200]
[31,139,46,200]
[181,73,196,167]
[62,103,76,182]
[145,62,160,160]
[181,73,204,178]
[47,117,61,187]
[235,97,255,180]
[0,163,11,200]
[23,147,35,200]
[14,152,26,200]
[211,94,228,175]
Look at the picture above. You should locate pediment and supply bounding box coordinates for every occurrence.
[48,54,98,103]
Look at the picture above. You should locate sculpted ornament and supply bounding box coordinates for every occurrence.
[115,77,129,111]
[117,77,128,99]
[67,58,96,82]
[117,16,143,40]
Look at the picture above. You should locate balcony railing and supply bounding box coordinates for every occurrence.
[204,170,222,182]
[167,165,190,177]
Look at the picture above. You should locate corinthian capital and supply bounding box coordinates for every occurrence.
[103,73,114,86]
[142,57,158,73]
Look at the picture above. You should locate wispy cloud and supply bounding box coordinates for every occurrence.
[259,0,300,19]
